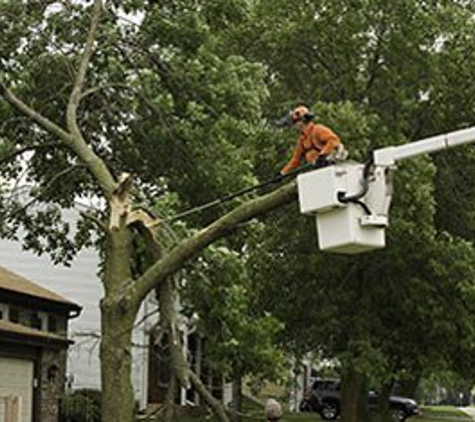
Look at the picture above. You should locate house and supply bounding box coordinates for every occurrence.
[0,234,153,411]
[0,265,81,422]
[0,209,226,415]
[0,197,146,397]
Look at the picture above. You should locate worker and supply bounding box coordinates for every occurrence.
[278,105,347,175]
[265,398,283,422]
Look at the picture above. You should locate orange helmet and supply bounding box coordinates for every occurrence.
[277,105,315,127]
[291,106,313,123]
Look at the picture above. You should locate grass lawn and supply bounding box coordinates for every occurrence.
[139,404,473,421]
[409,406,472,422]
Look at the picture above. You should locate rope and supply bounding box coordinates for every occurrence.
[163,163,317,223]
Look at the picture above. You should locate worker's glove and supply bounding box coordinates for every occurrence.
[274,172,285,182]
[314,155,329,168]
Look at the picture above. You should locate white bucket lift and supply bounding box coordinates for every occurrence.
[297,127,475,254]
[297,162,390,254]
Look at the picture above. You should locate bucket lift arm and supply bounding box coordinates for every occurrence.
[373,127,475,166]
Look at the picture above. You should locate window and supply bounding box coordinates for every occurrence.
[0,304,8,321]
[47,315,58,333]
[9,307,19,323]
[30,313,42,330]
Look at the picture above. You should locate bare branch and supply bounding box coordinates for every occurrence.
[0,142,64,165]
[5,164,86,220]
[55,0,118,199]
[131,306,159,332]
[66,0,103,135]
[80,84,114,100]
[74,330,101,339]
[79,210,107,232]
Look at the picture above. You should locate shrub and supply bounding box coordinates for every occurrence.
[60,389,101,422]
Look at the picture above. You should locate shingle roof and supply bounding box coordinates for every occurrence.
[0,319,71,344]
[0,265,80,309]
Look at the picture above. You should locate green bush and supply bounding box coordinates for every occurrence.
[60,389,101,422]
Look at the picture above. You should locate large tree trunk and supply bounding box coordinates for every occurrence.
[341,367,368,422]
[160,373,177,422]
[100,304,137,422]
[100,227,138,422]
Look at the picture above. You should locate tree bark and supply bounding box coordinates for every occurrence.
[230,374,242,422]
[100,303,137,422]
[369,381,393,422]
[160,373,177,422]
[341,367,368,422]
[100,224,139,422]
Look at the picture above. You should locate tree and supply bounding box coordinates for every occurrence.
[181,243,286,422]
[0,1,296,421]
[230,1,475,421]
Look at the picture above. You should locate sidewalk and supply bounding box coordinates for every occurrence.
[459,407,475,420]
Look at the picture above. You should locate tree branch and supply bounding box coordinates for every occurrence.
[0,142,64,165]
[79,82,129,100]
[133,182,297,303]
[189,371,230,422]
[5,164,86,221]
[66,0,102,135]
[0,3,117,200]
[0,76,73,144]
[56,0,117,199]
[79,210,107,232]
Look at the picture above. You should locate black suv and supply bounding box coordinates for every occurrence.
[299,379,420,421]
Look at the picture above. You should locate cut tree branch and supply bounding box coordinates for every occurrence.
[189,371,230,422]
[133,181,297,303]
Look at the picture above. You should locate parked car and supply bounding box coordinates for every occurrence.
[299,379,420,421]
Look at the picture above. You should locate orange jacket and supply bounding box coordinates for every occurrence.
[281,122,340,174]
